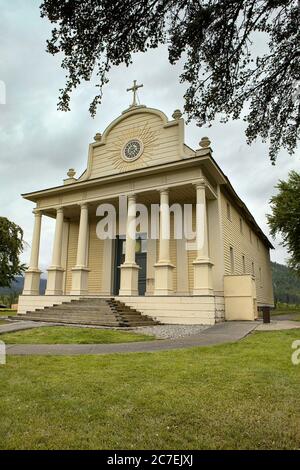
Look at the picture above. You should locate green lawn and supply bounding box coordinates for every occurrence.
[0,326,155,344]
[270,307,300,321]
[272,309,300,316]
[0,330,300,450]
[0,309,17,316]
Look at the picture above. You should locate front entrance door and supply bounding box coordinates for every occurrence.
[113,236,147,296]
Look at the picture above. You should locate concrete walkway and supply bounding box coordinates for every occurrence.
[256,320,300,331]
[0,320,62,334]
[4,321,258,356]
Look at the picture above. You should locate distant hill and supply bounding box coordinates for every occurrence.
[271,262,300,304]
[0,276,47,295]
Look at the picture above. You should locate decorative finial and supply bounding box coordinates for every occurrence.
[67,168,76,178]
[94,132,102,142]
[172,109,182,120]
[126,80,143,107]
[199,136,211,148]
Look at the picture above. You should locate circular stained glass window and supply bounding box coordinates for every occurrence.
[122,139,143,162]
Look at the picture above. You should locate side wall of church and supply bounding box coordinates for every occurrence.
[221,191,274,306]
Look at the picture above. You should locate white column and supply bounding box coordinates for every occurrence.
[193,180,214,295]
[71,203,90,295]
[119,194,139,296]
[50,207,64,268]
[195,182,209,260]
[23,209,42,295]
[154,188,175,295]
[158,189,171,262]
[46,207,65,295]
[29,209,42,269]
[76,203,89,267]
[124,194,137,264]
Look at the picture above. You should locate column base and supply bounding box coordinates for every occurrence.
[119,263,140,296]
[22,268,41,295]
[45,267,65,295]
[193,259,214,295]
[154,262,175,295]
[70,267,90,295]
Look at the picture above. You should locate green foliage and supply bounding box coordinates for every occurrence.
[0,218,26,288]
[0,292,19,308]
[271,262,300,304]
[268,172,300,274]
[40,0,300,162]
[276,302,300,311]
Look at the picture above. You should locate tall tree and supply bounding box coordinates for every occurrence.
[40,0,300,163]
[0,217,26,288]
[268,171,300,274]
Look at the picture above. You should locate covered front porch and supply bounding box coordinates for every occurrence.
[22,179,220,299]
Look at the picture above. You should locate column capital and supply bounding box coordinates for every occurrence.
[78,202,89,210]
[193,178,206,189]
[56,206,64,214]
[158,187,169,195]
[32,208,42,216]
[127,192,136,201]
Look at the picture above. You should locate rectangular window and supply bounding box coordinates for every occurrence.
[230,246,234,274]
[252,261,255,276]
[227,202,231,221]
[240,218,243,234]
[242,255,246,274]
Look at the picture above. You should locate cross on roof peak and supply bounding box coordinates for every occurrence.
[126,80,143,107]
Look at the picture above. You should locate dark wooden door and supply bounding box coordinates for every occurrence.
[136,252,147,296]
[113,236,124,295]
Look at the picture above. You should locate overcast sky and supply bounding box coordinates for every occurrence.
[0,0,299,274]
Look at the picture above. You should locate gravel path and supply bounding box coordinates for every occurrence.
[131,324,210,339]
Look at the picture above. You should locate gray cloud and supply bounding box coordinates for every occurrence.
[0,0,299,273]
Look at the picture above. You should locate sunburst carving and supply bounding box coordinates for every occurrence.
[110,122,158,172]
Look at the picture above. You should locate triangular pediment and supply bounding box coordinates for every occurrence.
[79,106,187,181]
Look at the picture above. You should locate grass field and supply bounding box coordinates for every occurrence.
[270,305,300,321]
[0,326,155,344]
[0,329,300,450]
[0,309,17,316]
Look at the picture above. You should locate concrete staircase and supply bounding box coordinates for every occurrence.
[12,298,159,327]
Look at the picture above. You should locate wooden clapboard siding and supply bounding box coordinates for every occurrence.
[221,191,273,305]
[65,222,79,293]
[170,214,177,292]
[187,206,196,293]
[87,221,104,293]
